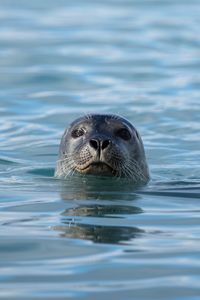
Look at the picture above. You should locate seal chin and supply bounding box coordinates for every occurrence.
[77,161,115,176]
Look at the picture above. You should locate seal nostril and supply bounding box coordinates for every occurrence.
[89,139,110,151]
[101,140,110,150]
[89,139,99,150]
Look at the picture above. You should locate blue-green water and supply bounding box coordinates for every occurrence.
[0,0,200,299]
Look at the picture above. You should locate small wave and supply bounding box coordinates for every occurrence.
[27,167,55,177]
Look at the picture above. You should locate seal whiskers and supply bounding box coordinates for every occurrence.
[55,155,76,178]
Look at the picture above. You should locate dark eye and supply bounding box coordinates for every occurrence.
[116,128,131,140]
[71,128,85,138]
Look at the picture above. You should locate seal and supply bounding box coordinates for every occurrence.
[55,114,150,183]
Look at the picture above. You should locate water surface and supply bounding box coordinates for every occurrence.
[0,0,200,299]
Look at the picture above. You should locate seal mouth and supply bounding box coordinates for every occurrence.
[78,161,116,176]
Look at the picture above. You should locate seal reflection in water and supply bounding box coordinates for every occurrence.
[55,114,150,183]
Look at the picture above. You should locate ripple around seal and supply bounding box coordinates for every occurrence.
[27,167,55,177]
[0,157,19,165]
[1,0,200,299]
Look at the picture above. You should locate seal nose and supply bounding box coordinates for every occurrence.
[89,139,110,151]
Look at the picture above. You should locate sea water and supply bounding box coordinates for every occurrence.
[0,0,200,299]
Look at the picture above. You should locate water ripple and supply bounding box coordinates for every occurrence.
[1,0,200,299]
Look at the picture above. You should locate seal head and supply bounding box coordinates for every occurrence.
[55,114,149,183]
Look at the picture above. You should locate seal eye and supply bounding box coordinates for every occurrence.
[71,128,85,138]
[116,128,131,140]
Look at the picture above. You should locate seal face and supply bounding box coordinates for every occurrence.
[55,114,150,183]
